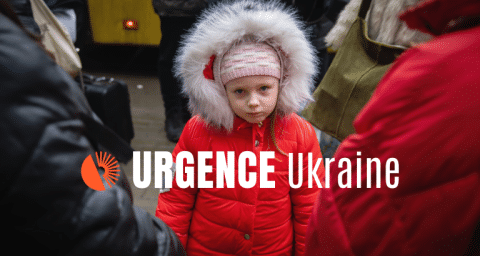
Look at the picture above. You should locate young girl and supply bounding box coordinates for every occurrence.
[156,1,325,255]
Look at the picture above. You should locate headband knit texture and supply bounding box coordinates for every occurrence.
[220,41,281,85]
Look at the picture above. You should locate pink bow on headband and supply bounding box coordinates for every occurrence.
[203,55,216,80]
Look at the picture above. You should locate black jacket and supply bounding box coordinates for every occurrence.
[0,13,185,256]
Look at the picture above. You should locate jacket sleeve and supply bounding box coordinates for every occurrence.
[5,121,185,256]
[0,14,185,255]
[156,117,200,249]
[290,119,324,256]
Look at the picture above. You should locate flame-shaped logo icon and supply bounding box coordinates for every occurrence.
[81,152,120,191]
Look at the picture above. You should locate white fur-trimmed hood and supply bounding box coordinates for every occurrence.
[174,0,317,131]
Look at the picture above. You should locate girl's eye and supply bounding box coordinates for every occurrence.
[234,89,244,94]
[260,86,269,91]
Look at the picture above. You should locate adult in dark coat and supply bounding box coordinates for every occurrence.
[0,1,185,255]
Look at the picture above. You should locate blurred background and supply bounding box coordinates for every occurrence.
[76,0,173,216]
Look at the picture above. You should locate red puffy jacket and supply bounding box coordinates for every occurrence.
[156,113,324,255]
[305,0,480,255]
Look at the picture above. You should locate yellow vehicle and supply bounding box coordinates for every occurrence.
[86,0,161,46]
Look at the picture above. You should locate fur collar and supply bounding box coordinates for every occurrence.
[174,0,317,131]
[325,0,432,51]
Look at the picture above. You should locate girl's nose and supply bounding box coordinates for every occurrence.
[247,94,260,108]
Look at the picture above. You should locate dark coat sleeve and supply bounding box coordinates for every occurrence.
[0,13,185,256]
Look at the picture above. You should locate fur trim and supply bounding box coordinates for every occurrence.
[367,0,433,46]
[325,0,432,51]
[174,0,317,131]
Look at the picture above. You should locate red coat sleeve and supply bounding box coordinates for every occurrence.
[290,118,324,256]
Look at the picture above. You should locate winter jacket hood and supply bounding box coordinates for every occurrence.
[174,0,317,131]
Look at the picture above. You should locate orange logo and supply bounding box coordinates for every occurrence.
[81,152,120,191]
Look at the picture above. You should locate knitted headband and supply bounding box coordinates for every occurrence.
[219,41,282,85]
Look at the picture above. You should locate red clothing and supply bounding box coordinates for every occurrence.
[305,0,480,255]
[156,113,323,255]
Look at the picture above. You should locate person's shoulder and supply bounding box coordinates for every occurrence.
[0,14,70,88]
[181,115,220,141]
[398,26,480,70]
[275,113,320,153]
[185,115,209,132]
[174,115,216,155]
[0,14,43,74]
[279,113,315,131]
[275,113,317,144]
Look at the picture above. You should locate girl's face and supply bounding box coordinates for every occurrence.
[225,75,279,124]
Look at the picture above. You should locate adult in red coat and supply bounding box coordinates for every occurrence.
[305,0,480,255]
